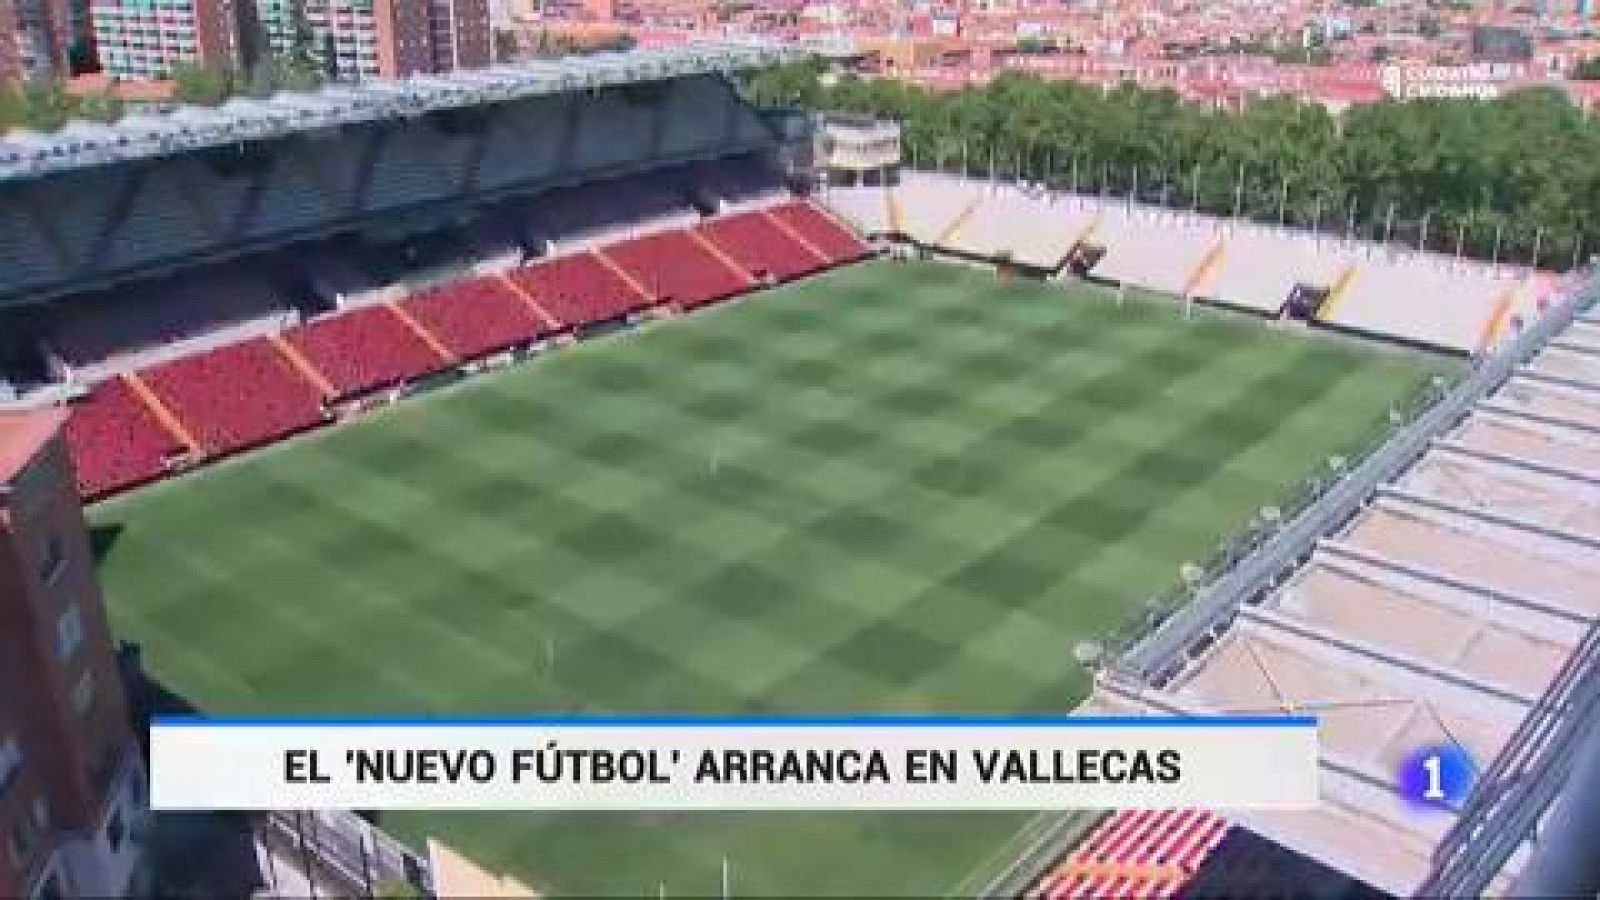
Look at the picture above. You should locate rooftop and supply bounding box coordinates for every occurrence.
[0,40,798,184]
[0,408,68,489]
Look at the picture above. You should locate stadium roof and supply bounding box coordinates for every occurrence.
[0,40,799,184]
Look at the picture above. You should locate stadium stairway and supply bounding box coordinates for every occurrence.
[1181,238,1228,300]
[688,227,760,287]
[122,372,201,455]
[269,334,338,400]
[589,247,658,307]
[1477,282,1528,355]
[758,207,831,265]
[1313,265,1360,322]
[936,193,988,248]
[494,273,565,333]
[63,376,187,499]
[770,202,871,265]
[386,302,459,362]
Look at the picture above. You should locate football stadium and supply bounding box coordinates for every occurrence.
[5,40,1600,900]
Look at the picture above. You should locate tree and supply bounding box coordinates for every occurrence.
[76,87,124,123]
[281,0,324,88]
[170,63,234,106]
[746,63,1598,268]
[1573,56,1600,80]
[493,28,520,64]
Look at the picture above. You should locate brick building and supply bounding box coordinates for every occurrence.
[1,0,76,79]
[0,409,146,900]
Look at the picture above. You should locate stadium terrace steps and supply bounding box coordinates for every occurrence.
[62,377,184,499]
[1091,212,1222,296]
[757,207,831,264]
[688,227,760,286]
[892,173,982,245]
[935,193,987,247]
[945,187,1097,268]
[1204,227,1352,316]
[1314,265,1360,320]
[1181,238,1227,299]
[1033,809,1229,899]
[493,273,565,332]
[769,201,870,264]
[814,186,890,237]
[269,334,337,400]
[386,302,458,362]
[398,277,553,362]
[1315,256,1517,352]
[589,247,658,306]
[1477,283,1526,354]
[701,211,829,282]
[122,372,200,455]
[282,306,454,401]
[508,252,651,328]
[604,229,750,311]
[140,338,327,457]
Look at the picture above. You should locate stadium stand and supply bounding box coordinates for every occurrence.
[1091,211,1222,297]
[1175,828,1390,899]
[507,252,652,328]
[768,201,869,265]
[819,184,892,237]
[891,171,985,246]
[1314,252,1528,353]
[398,276,552,361]
[821,173,1559,353]
[950,185,1099,269]
[604,228,750,311]
[282,306,452,401]
[1086,281,1598,897]
[0,51,783,305]
[1033,809,1230,900]
[698,211,825,283]
[45,266,294,378]
[1202,226,1354,317]
[523,171,700,253]
[61,377,182,499]
[139,338,326,457]
[691,155,788,212]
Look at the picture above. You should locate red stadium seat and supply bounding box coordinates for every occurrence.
[698,212,827,283]
[1033,809,1230,900]
[140,338,326,457]
[768,201,870,264]
[63,377,181,499]
[604,229,749,311]
[399,275,553,361]
[284,305,450,400]
[508,253,649,329]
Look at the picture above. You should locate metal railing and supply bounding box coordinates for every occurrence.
[1107,273,1597,684]
[264,809,432,898]
[1417,616,1600,897]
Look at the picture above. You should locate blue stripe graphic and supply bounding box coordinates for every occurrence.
[152,714,1316,728]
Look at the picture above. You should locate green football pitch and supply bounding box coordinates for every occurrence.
[94,261,1444,896]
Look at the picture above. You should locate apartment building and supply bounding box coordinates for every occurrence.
[0,409,146,900]
[2,0,74,79]
[256,0,488,80]
[90,0,240,78]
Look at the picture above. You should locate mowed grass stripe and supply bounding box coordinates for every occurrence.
[92,261,1449,896]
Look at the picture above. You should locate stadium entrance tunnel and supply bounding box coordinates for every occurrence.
[1285,283,1330,321]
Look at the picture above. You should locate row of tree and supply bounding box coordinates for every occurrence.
[748,61,1600,268]
[0,79,123,132]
